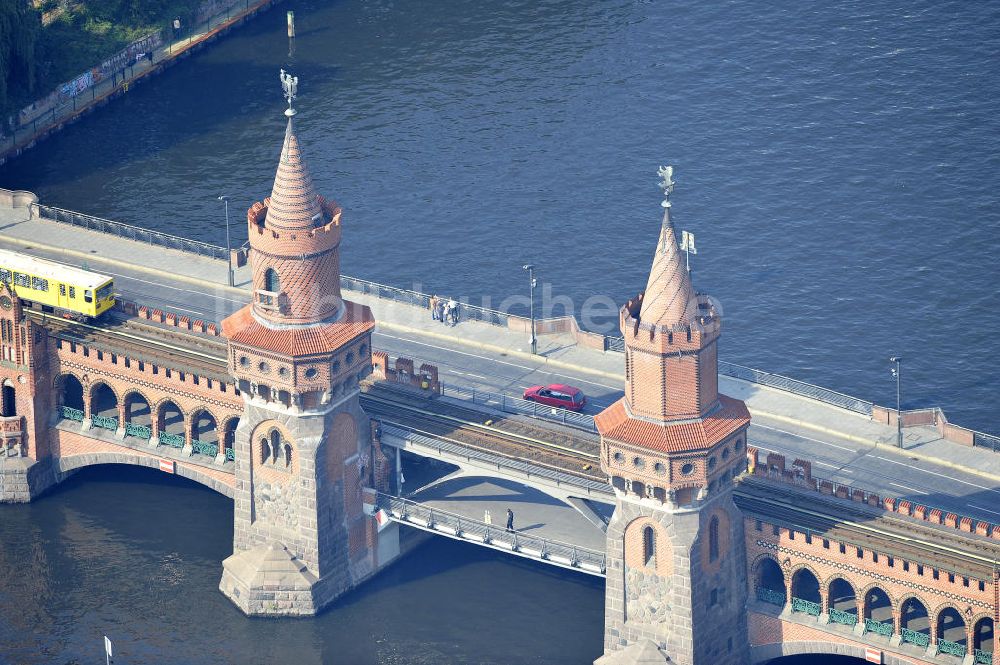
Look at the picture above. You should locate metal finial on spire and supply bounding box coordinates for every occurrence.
[280,69,298,117]
[657,165,675,208]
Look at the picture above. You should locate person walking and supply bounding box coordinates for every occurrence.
[441,301,452,326]
[506,508,515,532]
[448,299,460,326]
[430,295,439,321]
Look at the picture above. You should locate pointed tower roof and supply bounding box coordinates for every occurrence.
[265,115,325,231]
[638,198,699,329]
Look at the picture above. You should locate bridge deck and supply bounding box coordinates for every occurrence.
[1,198,999,531]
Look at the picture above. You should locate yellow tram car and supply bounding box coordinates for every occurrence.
[0,249,115,318]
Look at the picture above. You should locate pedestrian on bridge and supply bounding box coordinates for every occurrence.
[430,295,440,321]
[506,508,515,532]
[448,300,460,326]
[441,300,452,326]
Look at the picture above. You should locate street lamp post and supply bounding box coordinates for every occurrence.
[522,264,537,355]
[218,195,234,287]
[890,356,903,448]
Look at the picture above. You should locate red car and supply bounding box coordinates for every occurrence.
[522,384,587,411]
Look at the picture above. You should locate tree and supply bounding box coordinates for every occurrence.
[0,0,43,113]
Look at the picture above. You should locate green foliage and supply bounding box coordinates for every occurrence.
[0,0,44,112]
[1,0,207,119]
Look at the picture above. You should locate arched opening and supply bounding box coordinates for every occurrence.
[936,607,967,653]
[269,429,281,463]
[58,374,85,411]
[283,443,293,467]
[259,437,270,464]
[264,268,280,293]
[708,516,720,562]
[755,557,786,606]
[157,400,185,448]
[899,597,930,647]
[1,381,16,417]
[974,617,994,659]
[191,410,219,456]
[122,391,152,440]
[90,382,118,430]
[863,587,894,636]
[674,487,696,507]
[828,578,858,627]
[223,417,238,461]
[643,526,655,567]
[790,568,821,616]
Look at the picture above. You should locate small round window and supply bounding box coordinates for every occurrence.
[681,463,695,476]
[345,352,354,365]
[653,462,666,475]
[304,367,318,379]
[633,456,645,470]
[278,367,289,377]
[258,361,270,373]
[708,456,717,469]
[239,356,250,367]
[332,360,341,373]
[721,448,730,460]
[734,439,743,451]
[613,451,625,465]
[359,343,367,355]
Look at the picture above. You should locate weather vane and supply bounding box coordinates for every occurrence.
[280,69,298,117]
[657,165,675,208]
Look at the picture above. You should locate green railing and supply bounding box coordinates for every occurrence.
[91,414,118,431]
[191,440,218,457]
[975,649,994,664]
[901,628,930,648]
[864,618,893,638]
[225,447,235,462]
[757,587,786,606]
[937,639,965,658]
[159,432,185,449]
[791,597,821,616]
[125,422,152,440]
[60,406,84,422]
[828,608,857,627]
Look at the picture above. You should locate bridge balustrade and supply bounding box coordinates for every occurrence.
[937,639,965,658]
[864,618,894,638]
[441,384,597,432]
[159,432,185,448]
[225,447,235,462]
[191,440,218,457]
[828,608,858,627]
[60,406,84,422]
[124,422,152,440]
[900,627,930,648]
[975,649,994,664]
[791,597,821,617]
[756,587,786,607]
[91,414,118,431]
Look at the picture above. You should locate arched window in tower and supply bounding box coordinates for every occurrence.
[643,526,655,567]
[709,516,720,562]
[1,381,15,417]
[259,438,270,464]
[284,443,293,467]
[264,268,280,294]
[270,430,282,463]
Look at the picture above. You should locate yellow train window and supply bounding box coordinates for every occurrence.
[69,286,76,299]
[59,284,66,296]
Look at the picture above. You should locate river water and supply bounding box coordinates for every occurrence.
[0,0,998,662]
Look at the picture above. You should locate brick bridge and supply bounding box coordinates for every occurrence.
[0,78,996,665]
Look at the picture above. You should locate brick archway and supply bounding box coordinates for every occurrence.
[932,602,969,648]
[749,641,917,665]
[54,453,234,498]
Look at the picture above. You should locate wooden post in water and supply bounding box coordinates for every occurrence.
[287,11,295,38]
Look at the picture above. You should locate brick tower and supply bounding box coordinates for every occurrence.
[594,167,751,665]
[219,71,378,616]
[0,283,54,502]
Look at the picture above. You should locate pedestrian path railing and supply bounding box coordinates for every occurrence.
[441,384,597,433]
[378,422,608,496]
[829,608,858,627]
[376,491,606,576]
[718,360,874,416]
[32,204,229,260]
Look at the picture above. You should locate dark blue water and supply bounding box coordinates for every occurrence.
[0,1,997,662]
[3,0,999,433]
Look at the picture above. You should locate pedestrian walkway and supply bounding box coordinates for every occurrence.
[0,195,998,484]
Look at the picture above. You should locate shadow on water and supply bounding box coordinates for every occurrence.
[0,464,604,665]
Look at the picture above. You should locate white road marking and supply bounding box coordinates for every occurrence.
[889,482,925,493]
[752,423,856,452]
[871,455,1000,494]
[968,504,1000,517]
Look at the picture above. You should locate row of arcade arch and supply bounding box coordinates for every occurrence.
[56,373,239,459]
[755,556,995,659]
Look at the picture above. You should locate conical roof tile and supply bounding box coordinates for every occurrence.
[266,117,324,230]
[639,205,699,329]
